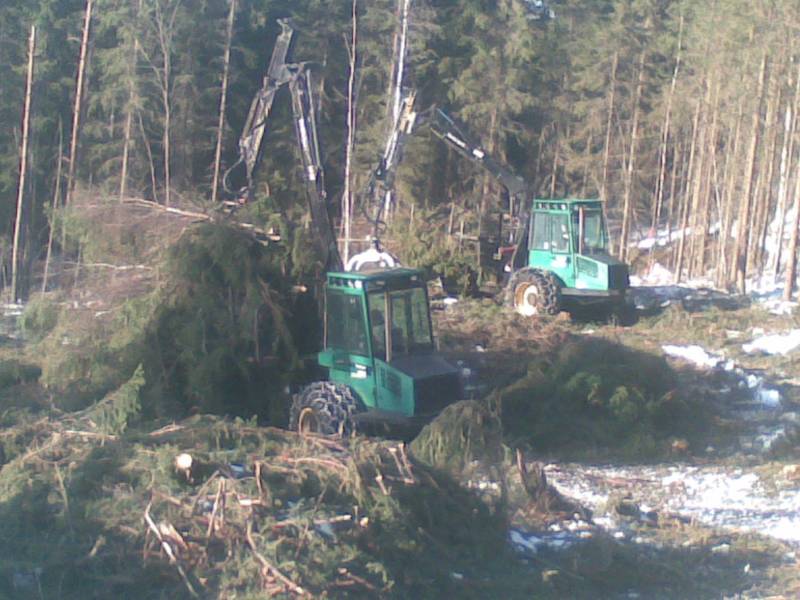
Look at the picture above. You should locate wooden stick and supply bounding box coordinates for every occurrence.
[143,502,200,597]
[245,520,308,597]
[205,479,225,541]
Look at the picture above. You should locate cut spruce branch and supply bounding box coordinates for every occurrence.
[120,197,280,242]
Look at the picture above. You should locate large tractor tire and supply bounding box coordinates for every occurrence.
[506,269,561,316]
[290,382,363,436]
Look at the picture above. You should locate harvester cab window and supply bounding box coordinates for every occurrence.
[368,291,388,360]
[326,291,369,356]
[531,212,570,253]
[580,209,607,254]
[367,287,433,360]
[390,287,433,356]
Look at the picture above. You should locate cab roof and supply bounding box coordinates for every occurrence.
[533,198,603,211]
[327,267,425,288]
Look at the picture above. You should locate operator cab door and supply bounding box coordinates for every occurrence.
[323,290,376,406]
[529,209,575,287]
[368,286,433,417]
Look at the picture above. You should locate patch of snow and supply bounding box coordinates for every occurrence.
[743,330,800,355]
[629,262,675,286]
[547,464,800,546]
[755,388,781,408]
[662,344,725,369]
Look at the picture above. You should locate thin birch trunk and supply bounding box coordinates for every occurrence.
[735,51,768,293]
[211,0,236,204]
[652,12,683,235]
[686,83,709,277]
[783,164,800,300]
[65,0,93,208]
[772,62,800,279]
[600,51,618,204]
[138,111,159,203]
[11,25,35,302]
[119,0,143,202]
[619,48,647,262]
[341,0,358,265]
[752,79,781,275]
[694,79,720,278]
[674,101,701,283]
[42,120,64,294]
[158,3,173,207]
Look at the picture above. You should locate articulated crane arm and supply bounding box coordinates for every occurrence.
[429,109,531,206]
[360,91,418,241]
[224,19,342,272]
[429,108,535,271]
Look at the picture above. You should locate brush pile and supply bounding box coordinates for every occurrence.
[0,415,545,599]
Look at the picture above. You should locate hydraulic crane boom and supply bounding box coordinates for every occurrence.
[429,109,530,206]
[224,19,342,272]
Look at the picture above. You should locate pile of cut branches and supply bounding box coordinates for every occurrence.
[0,415,539,598]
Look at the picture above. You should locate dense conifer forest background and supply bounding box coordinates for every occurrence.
[2,0,799,296]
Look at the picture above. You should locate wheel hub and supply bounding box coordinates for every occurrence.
[514,282,540,317]
[297,407,320,433]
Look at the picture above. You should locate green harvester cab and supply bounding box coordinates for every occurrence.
[508,199,630,316]
[291,267,461,435]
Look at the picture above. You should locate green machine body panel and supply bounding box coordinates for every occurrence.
[318,268,460,420]
[525,199,629,299]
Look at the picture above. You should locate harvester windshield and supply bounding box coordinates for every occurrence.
[326,292,369,356]
[579,208,608,254]
[368,286,433,361]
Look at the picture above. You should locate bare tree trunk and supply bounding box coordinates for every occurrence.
[619,48,647,263]
[600,51,618,204]
[341,0,358,265]
[580,132,592,197]
[65,0,93,208]
[693,79,719,278]
[674,101,701,283]
[783,167,800,300]
[138,112,159,203]
[158,2,174,207]
[211,0,236,204]
[734,51,768,293]
[686,82,710,277]
[11,25,35,302]
[42,120,64,294]
[773,63,800,280]
[119,0,144,202]
[716,100,744,288]
[652,12,683,236]
[751,78,781,276]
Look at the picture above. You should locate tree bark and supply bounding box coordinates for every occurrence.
[42,120,64,294]
[772,61,800,280]
[119,0,143,202]
[65,0,93,208]
[652,12,683,236]
[734,51,768,293]
[783,163,800,300]
[674,101,701,283]
[600,51,618,204]
[619,48,647,263]
[341,0,358,265]
[11,25,35,302]
[211,0,236,204]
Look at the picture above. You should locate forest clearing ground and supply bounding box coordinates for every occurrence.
[3,252,800,596]
[433,289,800,598]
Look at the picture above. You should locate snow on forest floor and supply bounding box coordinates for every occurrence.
[512,277,800,574]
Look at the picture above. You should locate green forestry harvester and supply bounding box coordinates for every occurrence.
[430,110,630,317]
[228,20,461,435]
